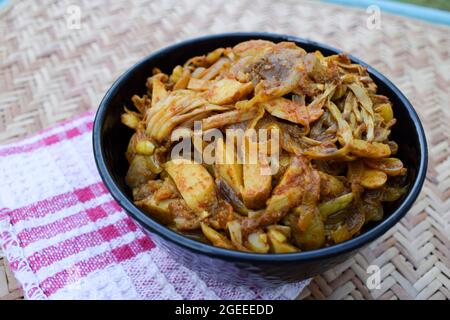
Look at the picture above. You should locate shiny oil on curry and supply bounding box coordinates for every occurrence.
[120,40,408,253]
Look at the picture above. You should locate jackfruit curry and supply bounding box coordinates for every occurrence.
[121,40,408,253]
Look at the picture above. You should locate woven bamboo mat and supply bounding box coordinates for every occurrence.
[0,0,448,300]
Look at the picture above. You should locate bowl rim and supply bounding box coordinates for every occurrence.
[93,32,428,263]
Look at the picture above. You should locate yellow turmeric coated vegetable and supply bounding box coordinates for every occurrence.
[200,223,235,250]
[241,139,272,210]
[267,229,299,253]
[121,40,408,253]
[247,231,270,253]
[215,138,243,196]
[318,193,354,219]
[165,159,217,212]
[135,140,155,156]
[364,158,405,176]
[360,169,388,189]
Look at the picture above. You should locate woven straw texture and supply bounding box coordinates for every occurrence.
[0,0,449,300]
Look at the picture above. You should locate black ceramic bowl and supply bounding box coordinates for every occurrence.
[93,32,427,286]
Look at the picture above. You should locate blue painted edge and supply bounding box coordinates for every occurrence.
[322,0,450,26]
[0,0,12,12]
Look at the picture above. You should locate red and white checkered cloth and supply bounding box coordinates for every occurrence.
[0,112,309,300]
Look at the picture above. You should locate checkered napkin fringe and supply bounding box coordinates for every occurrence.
[0,112,309,299]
